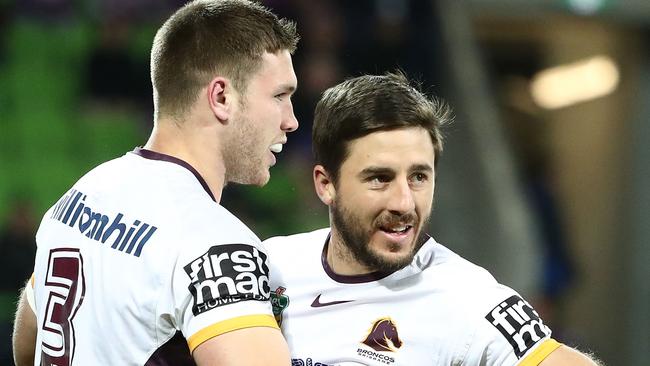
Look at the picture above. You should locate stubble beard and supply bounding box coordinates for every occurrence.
[223,112,268,186]
[330,195,429,273]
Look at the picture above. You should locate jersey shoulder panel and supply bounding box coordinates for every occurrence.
[417,238,500,289]
[416,241,555,364]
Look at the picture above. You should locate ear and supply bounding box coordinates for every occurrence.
[313,165,336,205]
[207,76,234,123]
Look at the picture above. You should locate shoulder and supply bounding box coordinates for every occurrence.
[415,238,531,314]
[181,204,260,245]
[116,150,262,245]
[77,152,261,254]
[166,205,263,279]
[423,242,555,362]
[415,237,500,287]
[78,151,146,182]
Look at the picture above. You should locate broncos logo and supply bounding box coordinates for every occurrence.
[362,317,403,352]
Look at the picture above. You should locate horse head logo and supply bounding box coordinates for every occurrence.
[362,317,403,352]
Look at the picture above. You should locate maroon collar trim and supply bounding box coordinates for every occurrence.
[131,147,216,202]
[321,233,393,284]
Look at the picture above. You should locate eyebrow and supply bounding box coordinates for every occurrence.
[409,164,433,173]
[358,164,433,178]
[277,84,297,95]
[358,167,395,178]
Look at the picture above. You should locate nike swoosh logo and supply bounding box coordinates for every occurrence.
[311,294,354,308]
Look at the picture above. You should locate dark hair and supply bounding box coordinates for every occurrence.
[151,0,299,120]
[312,71,452,183]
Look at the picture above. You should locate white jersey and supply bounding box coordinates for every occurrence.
[30,148,277,365]
[265,228,561,366]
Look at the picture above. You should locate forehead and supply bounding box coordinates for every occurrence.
[247,50,297,92]
[341,127,435,172]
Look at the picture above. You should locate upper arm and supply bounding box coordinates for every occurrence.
[175,221,288,365]
[192,326,290,366]
[13,284,37,366]
[538,345,602,366]
[463,284,561,365]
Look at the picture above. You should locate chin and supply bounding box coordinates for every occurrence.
[383,251,415,263]
[255,178,270,187]
[230,169,269,187]
[253,171,271,187]
[377,238,420,264]
[366,248,416,272]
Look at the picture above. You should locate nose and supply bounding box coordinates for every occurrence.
[281,100,299,133]
[386,178,415,214]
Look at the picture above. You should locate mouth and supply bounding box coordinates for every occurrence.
[270,143,283,153]
[380,224,412,234]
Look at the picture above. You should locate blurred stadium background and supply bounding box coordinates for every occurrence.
[0,0,648,364]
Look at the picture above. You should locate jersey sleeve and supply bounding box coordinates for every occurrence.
[171,220,278,352]
[25,274,36,312]
[463,285,562,365]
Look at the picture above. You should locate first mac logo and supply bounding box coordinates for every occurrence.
[184,244,271,315]
[486,295,551,358]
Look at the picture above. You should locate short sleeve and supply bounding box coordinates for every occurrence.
[171,227,279,352]
[25,274,36,312]
[463,286,561,365]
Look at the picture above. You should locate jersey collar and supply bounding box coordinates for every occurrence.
[321,232,393,284]
[321,231,434,284]
[131,147,216,202]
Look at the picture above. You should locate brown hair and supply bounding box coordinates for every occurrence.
[151,0,299,120]
[312,71,451,184]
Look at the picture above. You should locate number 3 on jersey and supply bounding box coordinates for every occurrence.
[40,248,86,366]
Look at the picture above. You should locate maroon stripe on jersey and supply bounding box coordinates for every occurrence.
[145,331,196,366]
[132,147,216,202]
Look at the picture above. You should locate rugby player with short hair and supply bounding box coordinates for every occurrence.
[265,72,603,365]
[12,1,299,365]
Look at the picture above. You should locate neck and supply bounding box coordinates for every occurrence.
[327,228,375,276]
[144,117,226,202]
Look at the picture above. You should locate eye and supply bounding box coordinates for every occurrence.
[274,92,291,101]
[368,175,391,188]
[410,172,429,185]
